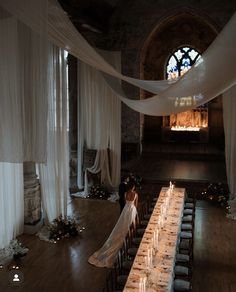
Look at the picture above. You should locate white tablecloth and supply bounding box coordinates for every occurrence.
[124,187,186,292]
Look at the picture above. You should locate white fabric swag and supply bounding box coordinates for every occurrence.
[83,150,114,195]
[0,4,48,163]
[1,0,236,218]
[1,0,236,116]
[0,163,24,249]
[47,1,236,114]
[38,45,69,223]
[223,85,236,199]
[77,53,121,191]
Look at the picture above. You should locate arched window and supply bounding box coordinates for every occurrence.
[166,46,201,80]
[163,47,208,133]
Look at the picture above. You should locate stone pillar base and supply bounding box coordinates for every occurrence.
[24,218,44,235]
[24,162,42,230]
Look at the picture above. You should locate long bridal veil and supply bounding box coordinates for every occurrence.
[88,194,137,268]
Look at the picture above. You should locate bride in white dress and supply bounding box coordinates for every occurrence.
[88,183,138,268]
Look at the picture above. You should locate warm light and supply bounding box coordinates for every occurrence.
[169,108,208,130]
[171,126,200,131]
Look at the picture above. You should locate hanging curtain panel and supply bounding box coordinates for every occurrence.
[39,45,69,224]
[223,85,236,199]
[0,4,48,163]
[0,163,24,250]
[223,85,236,219]
[77,52,121,192]
[0,15,23,162]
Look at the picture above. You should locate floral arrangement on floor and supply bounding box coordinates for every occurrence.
[201,182,229,206]
[49,215,84,242]
[0,239,29,265]
[85,173,143,201]
[87,183,109,200]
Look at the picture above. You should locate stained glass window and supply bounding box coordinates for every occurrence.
[166,47,201,80]
[164,47,208,130]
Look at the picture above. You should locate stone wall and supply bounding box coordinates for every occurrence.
[79,0,236,150]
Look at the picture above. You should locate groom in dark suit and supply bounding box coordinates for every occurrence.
[118,175,130,213]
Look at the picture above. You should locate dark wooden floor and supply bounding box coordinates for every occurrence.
[123,143,227,184]
[0,198,120,292]
[1,143,235,292]
[192,201,236,292]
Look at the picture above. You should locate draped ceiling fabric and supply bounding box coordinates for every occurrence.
[46,1,236,115]
[1,0,236,116]
[1,0,236,215]
[0,2,48,163]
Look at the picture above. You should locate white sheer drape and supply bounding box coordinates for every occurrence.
[46,0,236,115]
[1,0,236,216]
[77,53,121,192]
[39,45,69,223]
[102,10,236,115]
[0,3,45,253]
[1,0,236,116]
[223,85,236,219]
[223,85,236,202]
[0,163,24,249]
[0,0,47,34]
[46,2,236,114]
[0,4,48,163]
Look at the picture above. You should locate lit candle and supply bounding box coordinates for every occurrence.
[149,247,153,268]
[155,229,159,248]
[144,255,148,268]
[139,278,142,292]
[142,276,147,292]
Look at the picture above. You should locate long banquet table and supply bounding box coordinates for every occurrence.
[124,186,186,292]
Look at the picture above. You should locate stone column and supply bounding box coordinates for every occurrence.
[23,162,42,234]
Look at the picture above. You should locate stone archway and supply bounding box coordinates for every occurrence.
[140,9,219,144]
